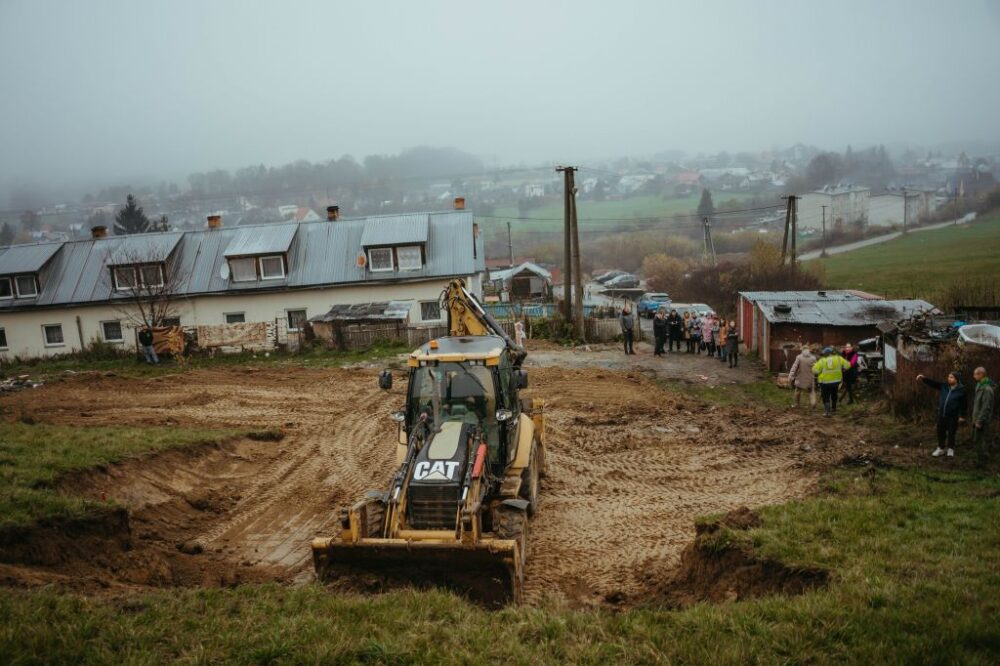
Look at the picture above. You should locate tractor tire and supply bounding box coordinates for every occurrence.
[360,497,386,538]
[496,505,528,567]
[520,441,541,516]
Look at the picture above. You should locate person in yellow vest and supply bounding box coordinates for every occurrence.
[813,346,851,417]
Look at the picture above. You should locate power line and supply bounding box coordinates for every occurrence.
[473,202,784,224]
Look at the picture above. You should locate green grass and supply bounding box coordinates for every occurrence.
[813,212,1000,300]
[0,341,409,382]
[2,466,997,664]
[0,423,239,530]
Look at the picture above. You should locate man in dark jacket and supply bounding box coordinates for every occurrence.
[138,326,159,365]
[652,308,668,357]
[666,309,683,352]
[917,371,967,458]
[619,305,635,356]
[972,366,995,467]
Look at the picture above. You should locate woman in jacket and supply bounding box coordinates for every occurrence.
[725,320,740,368]
[682,311,694,353]
[788,344,817,407]
[716,319,728,362]
[841,343,860,404]
[702,314,715,357]
[916,371,967,457]
[691,314,703,354]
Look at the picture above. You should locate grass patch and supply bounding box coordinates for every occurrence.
[0,341,409,382]
[812,212,1000,300]
[672,378,790,408]
[0,423,238,530]
[3,466,997,663]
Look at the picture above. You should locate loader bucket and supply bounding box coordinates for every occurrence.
[312,537,523,607]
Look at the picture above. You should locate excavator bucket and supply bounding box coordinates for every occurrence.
[311,537,523,607]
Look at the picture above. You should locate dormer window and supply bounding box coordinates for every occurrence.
[223,226,296,283]
[228,254,287,282]
[113,263,163,291]
[396,245,423,271]
[368,248,394,272]
[15,275,38,298]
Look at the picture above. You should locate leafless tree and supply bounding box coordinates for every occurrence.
[102,245,188,329]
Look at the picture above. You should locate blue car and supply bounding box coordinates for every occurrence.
[637,292,671,318]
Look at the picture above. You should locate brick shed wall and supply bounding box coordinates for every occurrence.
[766,322,878,372]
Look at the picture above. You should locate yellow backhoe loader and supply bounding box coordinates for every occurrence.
[312,279,546,604]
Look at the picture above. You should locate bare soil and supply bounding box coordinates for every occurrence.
[0,351,903,607]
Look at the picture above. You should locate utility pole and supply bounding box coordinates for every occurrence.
[569,172,585,340]
[702,217,717,266]
[901,188,908,234]
[557,166,574,320]
[780,195,793,264]
[820,205,828,258]
[506,220,514,267]
[790,195,799,266]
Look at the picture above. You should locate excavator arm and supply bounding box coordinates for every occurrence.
[443,279,526,367]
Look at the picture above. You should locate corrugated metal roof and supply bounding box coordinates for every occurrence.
[310,300,414,322]
[107,232,183,265]
[0,210,483,311]
[759,298,936,326]
[739,290,866,303]
[0,242,63,275]
[489,261,552,282]
[223,224,297,257]
[360,214,429,247]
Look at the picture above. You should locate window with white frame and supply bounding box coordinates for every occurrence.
[101,320,124,343]
[225,312,246,324]
[229,257,257,282]
[286,309,307,331]
[259,255,285,280]
[0,327,7,350]
[368,247,393,272]
[420,300,442,321]
[0,277,12,299]
[43,324,64,346]
[396,245,423,271]
[138,264,163,288]
[113,266,137,290]
[15,275,38,298]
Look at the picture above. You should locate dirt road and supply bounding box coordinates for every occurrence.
[1,351,877,606]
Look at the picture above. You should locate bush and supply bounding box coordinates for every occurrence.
[531,316,582,345]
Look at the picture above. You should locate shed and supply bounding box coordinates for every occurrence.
[488,262,552,300]
[738,290,937,372]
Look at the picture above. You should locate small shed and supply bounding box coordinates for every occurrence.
[309,301,414,350]
[488,262,552,301]
[738,290,937,372]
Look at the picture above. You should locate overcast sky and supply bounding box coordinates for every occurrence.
[1,0,999,199]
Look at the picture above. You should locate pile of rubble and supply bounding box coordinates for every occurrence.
[0,375,43,394]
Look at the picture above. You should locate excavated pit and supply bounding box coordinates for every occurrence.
[0,359,871,607]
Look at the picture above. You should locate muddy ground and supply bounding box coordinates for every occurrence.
[0,349,908,607]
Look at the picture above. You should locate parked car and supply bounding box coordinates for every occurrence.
[594,270,627,284]
[605,273,640,289]
[637,292,671,318]
[670,302,715,318]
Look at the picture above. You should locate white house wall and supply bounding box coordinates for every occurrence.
[0,274,482,360]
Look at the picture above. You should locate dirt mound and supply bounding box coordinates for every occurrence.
[639,508,828,607]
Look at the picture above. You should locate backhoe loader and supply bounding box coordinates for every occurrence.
[312,279,546,604]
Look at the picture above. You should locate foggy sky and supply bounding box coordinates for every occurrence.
[1,0,999,199]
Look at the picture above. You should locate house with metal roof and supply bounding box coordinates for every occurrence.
[737,290,937,372]
[0,206,485,359]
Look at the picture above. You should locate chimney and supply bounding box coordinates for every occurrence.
[453,196,466,210]
[326,205,340,221]
[90,225,107,239]
[207,214,222,229]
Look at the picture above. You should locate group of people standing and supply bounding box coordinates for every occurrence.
[787,343,860,416]
[916,367,995,466]
[625,306,740,369]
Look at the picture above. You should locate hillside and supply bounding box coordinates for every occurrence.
[814,213,1000,302]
